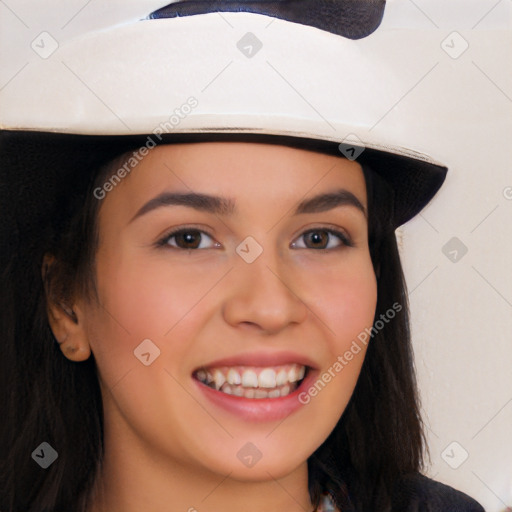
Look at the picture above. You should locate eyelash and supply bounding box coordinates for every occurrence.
[155,225,354,251]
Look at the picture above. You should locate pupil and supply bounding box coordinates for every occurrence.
[309,231,326,247]
[181,232,199,248]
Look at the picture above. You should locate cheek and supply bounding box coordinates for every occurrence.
[305,254,378,348]
[95,246,215,331]
[87,252,217,381]
[292,255,377,450]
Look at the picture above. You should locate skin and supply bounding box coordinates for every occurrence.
[46,142,378,512]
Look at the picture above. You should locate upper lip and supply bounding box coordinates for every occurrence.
[194,351,318,372]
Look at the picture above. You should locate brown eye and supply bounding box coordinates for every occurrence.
[173,231,203,249]
[291,228,353,250]
[304,230,329,249]
[159,229,219,250]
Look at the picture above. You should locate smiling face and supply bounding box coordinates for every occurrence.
[60,141,377,498]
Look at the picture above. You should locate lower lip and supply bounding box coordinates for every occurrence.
[193,369,317,422]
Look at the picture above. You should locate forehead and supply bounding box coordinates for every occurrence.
[98,141,367,219]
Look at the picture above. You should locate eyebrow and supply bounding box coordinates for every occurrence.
[294,189,367,218]
[129,188,366,223]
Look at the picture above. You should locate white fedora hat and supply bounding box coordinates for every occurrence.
[0,0,450,228]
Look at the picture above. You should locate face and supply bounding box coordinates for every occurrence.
[76,142,377,482]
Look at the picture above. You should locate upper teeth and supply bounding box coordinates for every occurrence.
[196,364,306,391]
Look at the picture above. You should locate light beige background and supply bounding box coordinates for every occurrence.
[386,2,511,511]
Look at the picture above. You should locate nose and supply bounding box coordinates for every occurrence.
[221,250,309,335]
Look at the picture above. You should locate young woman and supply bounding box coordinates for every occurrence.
[0,2,488,511]
[0,131,485,512]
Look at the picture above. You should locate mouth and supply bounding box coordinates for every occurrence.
[193,363,308,399]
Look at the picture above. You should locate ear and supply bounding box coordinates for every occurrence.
[42,254,92,362]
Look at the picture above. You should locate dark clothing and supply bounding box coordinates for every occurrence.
[320,472,486,511]
[391,473,485,512]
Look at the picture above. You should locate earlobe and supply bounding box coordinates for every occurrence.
[61,342,91,362]
[47,302,92,362]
